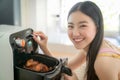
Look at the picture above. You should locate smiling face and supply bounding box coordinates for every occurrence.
[67,11,97,50]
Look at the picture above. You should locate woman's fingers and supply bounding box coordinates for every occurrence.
[33,31,47,40]
[32,36,40,45]
[32,31,48,49]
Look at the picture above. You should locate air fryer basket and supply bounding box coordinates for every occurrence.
[14,53,62,80]
[9,28,72,80]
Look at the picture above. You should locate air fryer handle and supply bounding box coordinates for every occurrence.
[60,58,72,76]
[61,66,72,76]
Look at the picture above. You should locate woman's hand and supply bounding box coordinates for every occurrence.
[33,31,48,50]
[33,31,52,56]
[64,72,78,80]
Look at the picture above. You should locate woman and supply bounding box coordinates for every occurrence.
[33,1,120,80]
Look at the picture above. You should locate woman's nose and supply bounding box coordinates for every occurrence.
[73,28,80,36]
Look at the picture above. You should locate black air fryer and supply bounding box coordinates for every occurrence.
[9,28,72,80]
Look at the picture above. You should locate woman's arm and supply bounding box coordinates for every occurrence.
[95,56,119,80]
[68,50,86,70]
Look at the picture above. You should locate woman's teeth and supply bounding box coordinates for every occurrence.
[74,38,83,42]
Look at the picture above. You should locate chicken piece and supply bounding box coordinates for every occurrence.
[32,63,42,71]
[26,59,38,67]
[26,59,34,67]
[25,59,50,72]
[40,63,49,72]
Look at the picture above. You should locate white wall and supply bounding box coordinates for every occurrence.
[21,0,37,28]
[20,0,48,33]
[20,0,61,33]
[36,0,47,33]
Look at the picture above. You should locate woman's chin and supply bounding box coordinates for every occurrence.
[74,45,83,49]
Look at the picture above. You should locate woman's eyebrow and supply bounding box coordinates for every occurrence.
[68,22,73,24]
[68,21,88,24]
[78,21,88,24]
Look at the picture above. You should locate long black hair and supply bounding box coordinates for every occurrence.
[67,1,104,80]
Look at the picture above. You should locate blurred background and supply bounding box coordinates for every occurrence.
[0,0,120,53]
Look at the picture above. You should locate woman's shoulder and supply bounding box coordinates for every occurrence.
[95,54,120,67]
[98,39,120,57]
[94,56,120,79]
[94,39,120,79]
[96,39,120,69]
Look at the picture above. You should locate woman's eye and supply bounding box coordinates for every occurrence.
[68,25,73,29]
[80,25,86,27]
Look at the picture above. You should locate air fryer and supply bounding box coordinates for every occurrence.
[9,28,72,80]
